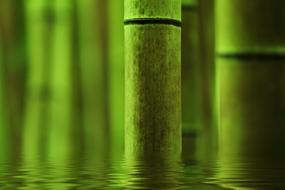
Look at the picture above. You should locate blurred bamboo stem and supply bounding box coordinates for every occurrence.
[77,0,110,153]
[48,0,73,158]
[198,0,216,128]
[0,38,9,161]
[216,0,285,158]
[23,0,50,158]
[181,0,203,133]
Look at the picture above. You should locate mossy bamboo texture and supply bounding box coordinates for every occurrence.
[216,0,285,158]
[125,0,181,157]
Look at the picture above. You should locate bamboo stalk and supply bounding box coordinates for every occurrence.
[181,0,203,133]
[216,0,285,162]
[70,0,84,152]
[0,4,8,163]
[198,0,216,127]
[0,0,26,130]
[23,0,51,158]
[125,0,182,157]
[77,0,109,153]
[108,0,125,153]
[48,0,74,158]
[0,0,26,160]
[0,40,4,126]
[0,38,9,162]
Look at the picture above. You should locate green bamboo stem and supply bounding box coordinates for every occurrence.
[181,0,203,133]
[77,0,108,153]
[70,0,84,152]
[216,0,285,54]
[217,59,285,158]
[0,8,9,164]
[125,0,182,157]
[23,0,51,158]
[0,40,4,127]
[216,0,285,161]
[48,0,73,158]
[0,0,26,129]
[0,38,9,163]
[198,0,216,127]
[0,0,26,160]
[216,1,285,188]
[108,0,125,153]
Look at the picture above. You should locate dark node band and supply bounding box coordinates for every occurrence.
[182,4,198,11]
[217,52,285,60]
[124,18,181,27]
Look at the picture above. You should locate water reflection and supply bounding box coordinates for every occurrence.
[125,158,185,190]
[0,131,234,190]
[2,122,283,189]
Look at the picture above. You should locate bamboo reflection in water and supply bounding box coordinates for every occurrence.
[0,18,10,190]
[22,0,48,184]
[23,0,52,160]
[45,2,76,189]
[125,157,183,190]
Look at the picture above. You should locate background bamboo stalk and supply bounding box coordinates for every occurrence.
[181,0,203,134]
[77,0,109,154]
[216,0,285,158]
[108,0,125,154]
[0,39,4,124]
[23,0,51,159]
[0,37,9,162]
[196,0,218,164]
[48,0,74,158]
[0,0,26,131]
[125,0,181,157]
[70,0,84,151]
[198,0,216,128]
[0,0,26,161]
[216,1,285,186]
